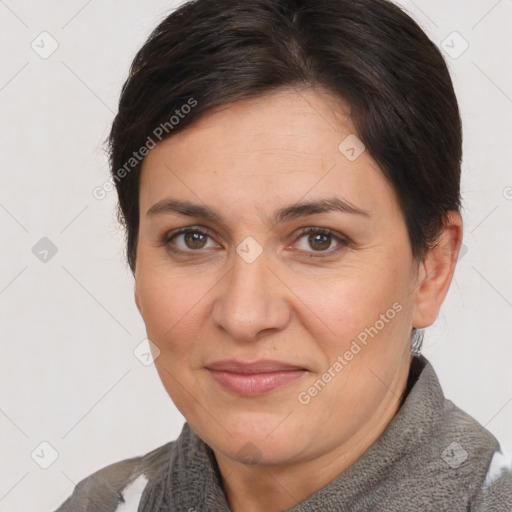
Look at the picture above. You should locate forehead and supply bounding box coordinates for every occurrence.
[143,87,353,170]
[138,88,399,221]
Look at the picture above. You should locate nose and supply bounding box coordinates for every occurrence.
[211,249,291,342]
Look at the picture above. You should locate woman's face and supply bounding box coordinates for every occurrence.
[134,88,421,468]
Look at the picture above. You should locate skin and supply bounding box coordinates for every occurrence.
[134,87,463,512]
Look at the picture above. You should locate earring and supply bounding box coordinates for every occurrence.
[410,327,423,357]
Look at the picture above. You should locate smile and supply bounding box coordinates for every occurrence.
[205,360,308,396]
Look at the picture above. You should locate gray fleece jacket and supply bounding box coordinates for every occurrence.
[54,356,512,511]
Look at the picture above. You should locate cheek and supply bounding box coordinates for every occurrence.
[136,269,213,417]
[136,266,213,353]
[291,262,407,344]
[292,272,411,428]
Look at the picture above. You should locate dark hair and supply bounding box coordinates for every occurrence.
[108,0,462,274]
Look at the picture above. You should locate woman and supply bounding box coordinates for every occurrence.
[55,0,512,510]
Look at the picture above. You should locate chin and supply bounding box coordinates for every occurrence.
[225,437,304,467]
[201,415,312,466]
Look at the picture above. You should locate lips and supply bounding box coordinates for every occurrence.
[205,359,307,396]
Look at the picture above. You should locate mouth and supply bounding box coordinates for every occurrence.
[205,359,308,396]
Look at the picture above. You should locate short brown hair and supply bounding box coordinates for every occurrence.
[108,0,462,273]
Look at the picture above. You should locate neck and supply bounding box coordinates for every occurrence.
[214,355,413,512]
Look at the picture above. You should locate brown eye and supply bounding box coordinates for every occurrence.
[164,228,218,253]
[294,227,348,256]
[183,231,208,249]
[307,232,332,251]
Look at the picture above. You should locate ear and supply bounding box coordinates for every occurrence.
[411,211,463,329]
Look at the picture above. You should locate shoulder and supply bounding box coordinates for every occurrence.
[434,379,512,510]
[383,357,512,509]
[442,402,512,508]
[472,446,512,511]
[54,440,175,512]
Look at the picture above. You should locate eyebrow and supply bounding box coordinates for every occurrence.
[146,197,371,224]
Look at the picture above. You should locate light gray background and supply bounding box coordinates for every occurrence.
[1,1,511,510]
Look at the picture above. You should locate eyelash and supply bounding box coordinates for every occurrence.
[160,226,349,258]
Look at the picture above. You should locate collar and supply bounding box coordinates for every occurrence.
[139,356,470,511]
